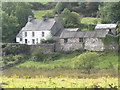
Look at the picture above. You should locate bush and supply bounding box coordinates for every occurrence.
[73,52,99,74]
[101,34,118,45]
[32,48,45,62]
[2,54,24,64]
[41,38,55,44]
[32,48,60,62]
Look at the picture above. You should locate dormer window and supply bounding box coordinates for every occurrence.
[32,32,35,37]
[25,32,27,37]
[42,32,44,37]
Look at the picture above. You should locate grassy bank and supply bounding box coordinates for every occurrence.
[2,51,118,77]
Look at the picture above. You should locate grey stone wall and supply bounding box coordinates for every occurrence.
[84,38,105,51]
[104,42,119,50]
[30,44,55,53]
[60,38,83,51]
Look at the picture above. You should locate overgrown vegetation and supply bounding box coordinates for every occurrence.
[73,52,99,74]
[41,38,55,44]
[101,34,118,45]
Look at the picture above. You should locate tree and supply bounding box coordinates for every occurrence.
[2,2,33,43]
[99,2,120,23]
[55,2,65,14]
[74,52,99,74]
[60,8,82,28]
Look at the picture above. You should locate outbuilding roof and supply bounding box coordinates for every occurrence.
[95,24,117,29]
[60,30,109,38]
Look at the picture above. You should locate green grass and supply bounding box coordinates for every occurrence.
[39,2,48,5]
[81,17,101,24]
[16,51,118,70]
[33,9,54,19]
[2,51,118,78]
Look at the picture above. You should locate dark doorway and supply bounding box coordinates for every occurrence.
[25,39,27,44]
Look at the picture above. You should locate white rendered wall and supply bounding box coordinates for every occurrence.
[16,30,52,45]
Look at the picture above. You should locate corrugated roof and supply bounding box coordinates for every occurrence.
[95,24,117,29]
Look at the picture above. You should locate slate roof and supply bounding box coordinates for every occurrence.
[60,30,109,38]
[95,24,117,29]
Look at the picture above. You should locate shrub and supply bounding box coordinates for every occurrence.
[101,34,118,45]
[73,52,99,74]
[32,48,45,62]
[41,38,55,44]
[2,54,24,64]
[32,48,60,62]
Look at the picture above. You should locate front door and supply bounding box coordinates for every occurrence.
[25,39,27,44]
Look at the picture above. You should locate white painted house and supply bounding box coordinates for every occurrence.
[16,16,64,45]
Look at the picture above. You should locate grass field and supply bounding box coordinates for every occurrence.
[1,51,118,88]
[81,17,101,24]
[33,10,54,19]
[2,51,118,77]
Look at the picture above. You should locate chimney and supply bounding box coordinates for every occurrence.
[42,16,48,21]
[28,15,33,22]
[54,14,59,22]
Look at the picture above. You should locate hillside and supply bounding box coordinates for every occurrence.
[3,51,118,77]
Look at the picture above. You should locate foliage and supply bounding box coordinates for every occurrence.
[73,2,101,17]
[74,52,99,74]
[2,54,24,64]
[60,8,82,28]
[2,43,29,55]
[99,2,120,23]
[40,38,55,44]
[2,2,33,43]
[32,48,45,62]
[55,2,65,14]
[101,34,118,45]
[32,48,60,62]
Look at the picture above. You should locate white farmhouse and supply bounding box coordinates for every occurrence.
[16,16,64,45]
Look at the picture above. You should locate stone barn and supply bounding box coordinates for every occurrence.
[60,30,113,51]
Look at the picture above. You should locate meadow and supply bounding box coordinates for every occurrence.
[1,51,119,88]
[1,75,118,88]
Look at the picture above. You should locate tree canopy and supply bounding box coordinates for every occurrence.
[2,2,33,43]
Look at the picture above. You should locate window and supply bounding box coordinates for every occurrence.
[25,32,27,37]
[32,32,35,37]
[20,38,22,41]
[36,38,38,44]
[42,32,44,37]
[79,38,83,42]
[25,39,27,44]
[32,39,35,44]
[64,38,68,43]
